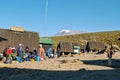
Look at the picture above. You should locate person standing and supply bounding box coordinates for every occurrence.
[39,44,46,60]
[105,46,113,66]
[46,48,52,58]
[57,47,61,58]
[17,43,23,62]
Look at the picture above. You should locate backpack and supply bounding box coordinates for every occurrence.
[36,56,40,62]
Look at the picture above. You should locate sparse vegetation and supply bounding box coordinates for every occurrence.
[51,31,120,48]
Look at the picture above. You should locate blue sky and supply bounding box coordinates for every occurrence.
[0,0,120,37]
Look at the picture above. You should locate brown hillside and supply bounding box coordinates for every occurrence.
[51,31,120,48]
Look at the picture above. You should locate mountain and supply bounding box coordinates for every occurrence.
[54,29,87,36]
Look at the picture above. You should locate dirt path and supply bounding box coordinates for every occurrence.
[0,51,120,80]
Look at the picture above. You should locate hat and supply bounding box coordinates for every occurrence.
[19,43,22,46]
[39,44,42,47]
[12,47,15,49]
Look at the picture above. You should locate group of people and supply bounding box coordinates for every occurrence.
[0,43,114,66]
[0,44,57,64]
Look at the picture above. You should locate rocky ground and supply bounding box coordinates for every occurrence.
[0,51,120,80]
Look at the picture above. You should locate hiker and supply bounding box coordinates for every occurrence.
[39,44,46,60]
[53,48,57,54]
[23,52,29,61]
[25,46,30,53]
[46,48,52,58]
[17,43,23,62]
[33,48,38,56]
[5,46,12,63]
[12,47,16,54]
[22,46,30,61]
[0,52,3,61]
[57,47,61,58]
[52,48,57,58]
[105,46,113,66]
[11,47,17,60]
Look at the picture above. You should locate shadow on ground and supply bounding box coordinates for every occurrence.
[81,59,120,68]
[0,67,120,80]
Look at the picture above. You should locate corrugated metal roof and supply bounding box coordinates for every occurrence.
[39,38,53,44]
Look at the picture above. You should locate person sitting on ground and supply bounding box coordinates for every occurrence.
[0,52,3,61]
[11,47,17,60]
[33,48,37,56]
[5,46,12,64]
[25,46,30,53]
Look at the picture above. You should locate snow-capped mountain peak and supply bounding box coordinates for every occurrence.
[60,29,70,33]
[54,29,87,36]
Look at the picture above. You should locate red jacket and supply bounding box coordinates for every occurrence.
[6,49,12,55]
